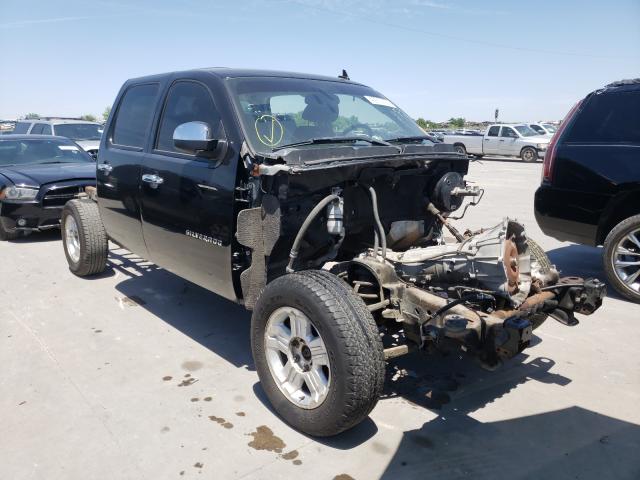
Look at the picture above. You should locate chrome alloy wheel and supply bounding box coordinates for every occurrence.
[264,307,331,409]
[612,228,640,294]
[64,215,81,263]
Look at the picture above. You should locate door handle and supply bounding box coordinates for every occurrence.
[499,139,505,142]
[142,174,164,188]
[484,138,490,141]
[97,163,112,174]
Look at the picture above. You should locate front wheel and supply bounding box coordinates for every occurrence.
[62,199,108,276]
[603,214,640,302]
[251,270,385,437]
[521,147,537,162]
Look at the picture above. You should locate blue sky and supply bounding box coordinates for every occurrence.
[1,0,638,122]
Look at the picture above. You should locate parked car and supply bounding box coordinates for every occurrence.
[442,124,550,161]
[535,78,640,302]
[0,135,96,240]
[527,123,557,137]
[60,68,604,436]
[13,119,103,158]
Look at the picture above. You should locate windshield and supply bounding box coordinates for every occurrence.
[54,123,102,141]
[226,77,426,154]
[0,138,93,166]
[542,123,557,133]
[514,125,539,137]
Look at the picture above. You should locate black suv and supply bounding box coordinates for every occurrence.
[535,78,640,302]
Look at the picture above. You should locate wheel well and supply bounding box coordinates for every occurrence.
[453,142,465,148]
[597,189,640,245]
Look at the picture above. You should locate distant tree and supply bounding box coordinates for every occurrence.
[25,113,40,119]
[448,117,466,128]
[416,118,437,130]
[80,114,97,122]
[102,106,111,122]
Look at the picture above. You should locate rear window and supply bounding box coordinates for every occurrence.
[13,122,31,134]
[111,83,159,149]
[564,91,640,144]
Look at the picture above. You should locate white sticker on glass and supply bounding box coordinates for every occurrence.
[364,96,396,108]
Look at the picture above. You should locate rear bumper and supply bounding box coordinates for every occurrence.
[0,201,62,232]
[534,185,599,246]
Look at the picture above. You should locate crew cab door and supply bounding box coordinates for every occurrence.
[483,125,501,154]
[498,126,519,155]
[139,79,238,301]
[97,82,160,257]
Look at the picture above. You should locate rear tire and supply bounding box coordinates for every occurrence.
[62,199,108,276]
[0,217,20,241]
[521,147,537,162]
[453,144,467,155]
[603,214,640,303]
[251,269,384,437]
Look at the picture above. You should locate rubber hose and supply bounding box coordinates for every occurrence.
[286,194,340,273]
[368,186,387,260]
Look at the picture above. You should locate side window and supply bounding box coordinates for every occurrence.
[487,126,500,137]
[111,83,159,149]
[30,123,44,134]
[530,124,544,134]
[500,127,517,138]
[13,122,32,134]
[564,91,640,144]
[155,81,224,153]
[41,124,52,135]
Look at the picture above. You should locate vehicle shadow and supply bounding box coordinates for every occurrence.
[107,248,253,371]
[9,229,61,243]
[547,243,626,301]
[380,352,640,479]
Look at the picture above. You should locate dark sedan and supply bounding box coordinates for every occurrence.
[0,135,96,240]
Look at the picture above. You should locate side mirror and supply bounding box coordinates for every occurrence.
[173,121,220,154]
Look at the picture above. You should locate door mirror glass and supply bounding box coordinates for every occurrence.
[173,121,219,153]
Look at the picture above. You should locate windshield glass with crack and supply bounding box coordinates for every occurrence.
[226,77,427,155]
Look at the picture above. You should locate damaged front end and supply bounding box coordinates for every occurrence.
[234,145,606,368]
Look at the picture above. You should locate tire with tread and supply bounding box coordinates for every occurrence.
[453,144,467,155]
[251,269,385,437]
[603,214,640,303]
[521,146,537,162]
[62,199,108,276]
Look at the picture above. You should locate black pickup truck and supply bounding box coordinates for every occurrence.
[61,68,605,436]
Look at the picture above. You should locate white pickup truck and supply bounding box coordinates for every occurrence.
[442,124,551,162]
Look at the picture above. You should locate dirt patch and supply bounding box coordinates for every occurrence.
[160,426,170,433]
[203,396,212,402]
[372,442,390,454]
[178,378,197,387]
[120,295,146,306]
[162,376,172,381]
[247,425,286,453]
[191,397,199,402]
[235,411,246,417]
[281,450,298,460]
[193,462,203,469]
[209,415,233,429]
[181,360,203,371]
[333,475,355,480]
[293,460,302,465]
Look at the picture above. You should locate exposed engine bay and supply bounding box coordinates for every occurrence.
[236,148,606,368]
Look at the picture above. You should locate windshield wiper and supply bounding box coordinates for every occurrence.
[386,135,436,144]
[273,136,395,152]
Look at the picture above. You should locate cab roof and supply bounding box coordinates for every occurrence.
[125,68,365,86]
